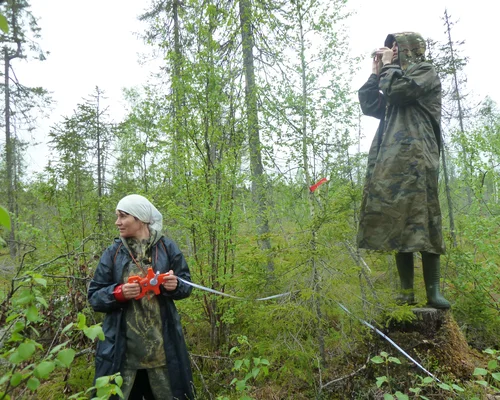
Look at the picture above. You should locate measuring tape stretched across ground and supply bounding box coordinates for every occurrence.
[177,277,292,301]
[178,277,441,383]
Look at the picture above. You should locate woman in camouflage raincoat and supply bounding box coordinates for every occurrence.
[357,32,450,309]
[88,194,195,399]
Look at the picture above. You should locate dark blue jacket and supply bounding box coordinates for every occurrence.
[88,236,194,399]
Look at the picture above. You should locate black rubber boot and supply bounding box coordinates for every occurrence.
[421,252,451,309]
[395,252,415,305]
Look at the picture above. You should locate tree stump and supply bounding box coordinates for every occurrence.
[384,309,484,379]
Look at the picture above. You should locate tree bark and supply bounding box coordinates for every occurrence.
[4,47,16,257]
[297,5,325,365]
[239,0,274,276]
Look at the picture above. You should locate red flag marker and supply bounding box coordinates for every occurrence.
[309,177,328,193]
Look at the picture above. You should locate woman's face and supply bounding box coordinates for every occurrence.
[115,210,146,238]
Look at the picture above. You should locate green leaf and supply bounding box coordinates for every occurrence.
[0,205,11,229]
[77,313,86,330]
[13,291,34,306]
[9,342,36,364]
[473,367,488,376]
[235,379,246,391]
[49,340,70,355]
[35,296,48,308]
[6,313,19,323]
[474,380,488,387]
[437,382,451,391]
[394,392,408,400]
[251,367,260,379]
[233,359,243,370]
[12,321,25,333]
[114,386,124,398]
[114,375,123,387]
[230,378,238,385]
[33,277,47,287]
[95,375,110,388]
[0,374,10,385]
[383,394,393,400]
[57,348,76,367]
[61,322,74,335]
[422,376,434,384]
[371,356,384,364]
[10,372,22,387]
[260,359,270,365]
[96,386,113,397]
[83,325,104,341]
[243,358,250,369]
[253,357,260,366]
[376,376,388,388]
[67,391,85,399]
[9,332,24,342]
[0,392,10,400]
[488,360,498,370]
[451,384,464,392]
[229,346,239,355]
[27,377,40,391]
[491,372,500,382]
[18,342,36,360]
[380,351,389,358]
[388,356,401,364]
[33,361,55,379]
[26,305,39,322]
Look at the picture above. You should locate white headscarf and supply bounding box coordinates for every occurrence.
[116,194,163,232]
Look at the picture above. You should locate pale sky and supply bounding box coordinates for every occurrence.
[15,0,500,173]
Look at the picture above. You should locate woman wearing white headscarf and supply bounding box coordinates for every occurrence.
[88,194,195,400]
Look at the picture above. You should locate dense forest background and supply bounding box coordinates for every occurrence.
[0,0,499,399]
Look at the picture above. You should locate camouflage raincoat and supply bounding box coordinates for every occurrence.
[357,32,445,254]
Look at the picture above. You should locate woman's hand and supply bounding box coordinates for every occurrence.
[162,270,178,291]
[122,282,141,300]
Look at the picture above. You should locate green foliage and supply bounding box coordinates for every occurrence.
[0,14,8,33]
[68,373,123,400]
[0,260,104,400]
[369,351,489,399]
[216,335,270,400]
[0,206,11,230]
[472,348,500,393]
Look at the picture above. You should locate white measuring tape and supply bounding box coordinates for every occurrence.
[337,303,441,383]
[178,277,292,301]
[177,277,440,382]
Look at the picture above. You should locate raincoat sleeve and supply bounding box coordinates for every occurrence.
[162,238,193,300]
[358,73,386,119]
[379,62,437,105]
[88,246,124,313]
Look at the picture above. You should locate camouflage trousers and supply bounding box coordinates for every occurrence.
[121,366,172,400]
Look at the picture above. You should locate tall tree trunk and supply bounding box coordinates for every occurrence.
[239,0,274,276]
[444,9,471,205]
[297,6,325,365]
[95,88,103,230]
[4,47,16,257]
[441,139,457,247]
[171,0,183,180]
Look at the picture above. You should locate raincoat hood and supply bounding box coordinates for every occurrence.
[385,32,426,72]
